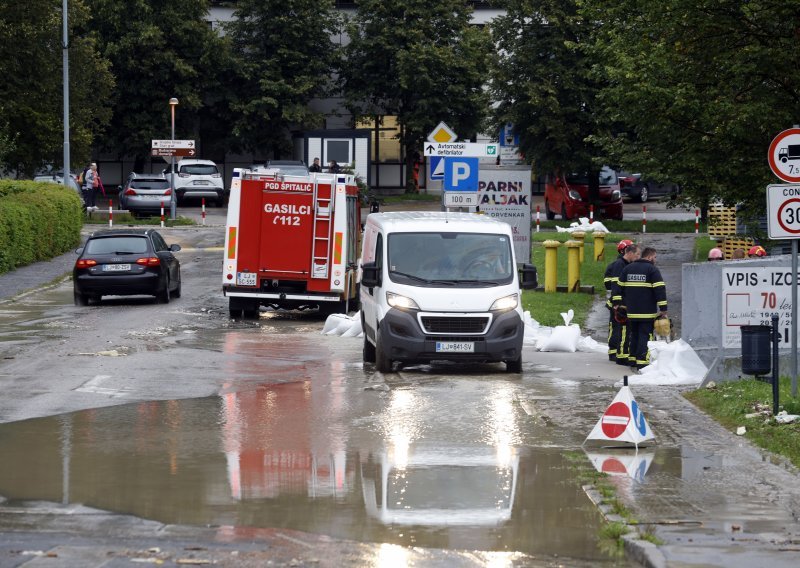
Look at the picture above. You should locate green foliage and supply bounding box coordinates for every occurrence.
[489,0,605,174]
[584,0,800,217]
[224,0,341,156]
[0,180,82,273]
[0,0,113,175]
[686,378,800,468]
[89,0,225,165]
[342,0,490,186]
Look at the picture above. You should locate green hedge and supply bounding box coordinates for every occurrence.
[0,180,83,274]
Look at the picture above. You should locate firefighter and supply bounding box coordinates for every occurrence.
[620,246,668,370]
[604,239,636,362]
[748,245,767,257]
[707,247,724,261]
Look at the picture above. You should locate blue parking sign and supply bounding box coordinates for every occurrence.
[443,158,479,191]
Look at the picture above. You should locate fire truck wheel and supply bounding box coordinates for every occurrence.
[363,334,376,363]
[228,299,244,319]
[243,302,260,319]
[375,328,393,373]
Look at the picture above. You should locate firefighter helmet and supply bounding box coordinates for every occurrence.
[707,247,724,260]
[748,245,767,257]
[617,239,634,253]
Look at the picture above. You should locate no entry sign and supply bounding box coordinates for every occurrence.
[601,401,631,438]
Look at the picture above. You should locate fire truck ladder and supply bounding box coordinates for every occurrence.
[311,179,334,279]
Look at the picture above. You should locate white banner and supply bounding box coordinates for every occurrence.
[722,266,797,348]
[476,166,531,264]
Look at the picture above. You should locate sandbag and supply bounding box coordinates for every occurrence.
[538,324,581,352]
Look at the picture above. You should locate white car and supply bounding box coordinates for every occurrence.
[165,159,225,206]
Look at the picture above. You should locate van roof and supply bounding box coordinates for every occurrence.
[367,212,512,233]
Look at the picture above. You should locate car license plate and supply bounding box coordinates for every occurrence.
[194,180,209,185]
[237,272,257,286]
[435,341,474,353]
[103,264,130,272]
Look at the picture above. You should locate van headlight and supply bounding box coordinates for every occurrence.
[568,189,582,201]
[490,293,518,312]
[387,292,419,310]
[611,189,621,201]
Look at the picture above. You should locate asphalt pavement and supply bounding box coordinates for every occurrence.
[2,202,800,567]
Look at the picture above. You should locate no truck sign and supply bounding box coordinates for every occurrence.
[768,128,800,183]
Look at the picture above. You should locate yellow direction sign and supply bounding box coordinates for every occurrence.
[427,122,457,144]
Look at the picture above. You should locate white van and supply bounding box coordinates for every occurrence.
[359,212,537,373]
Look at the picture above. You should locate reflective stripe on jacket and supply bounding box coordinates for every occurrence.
[603,255,627,308]
[620,258,667,319]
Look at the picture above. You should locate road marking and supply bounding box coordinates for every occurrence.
[74,375,130,398]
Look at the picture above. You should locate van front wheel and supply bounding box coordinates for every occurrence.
[506,356,522,373]
[375,328,393,372]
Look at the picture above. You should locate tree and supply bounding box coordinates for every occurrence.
[585,0,800,217]
[0,0,113,176]
[342,0,490,192]
[488,0,607,192]
[224,0,342,158]
[88,0,227,170]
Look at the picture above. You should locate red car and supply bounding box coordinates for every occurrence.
[544,167,624,221]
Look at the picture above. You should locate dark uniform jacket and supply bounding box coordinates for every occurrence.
[603,255,627,308]
[620,259,668,319]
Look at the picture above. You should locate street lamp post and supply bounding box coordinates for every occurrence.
[169,97,179,220]
[62,0,70,184]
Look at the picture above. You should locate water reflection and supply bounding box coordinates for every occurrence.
[0,334,625,563]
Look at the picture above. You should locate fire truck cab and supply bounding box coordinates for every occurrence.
[222,168,361,318]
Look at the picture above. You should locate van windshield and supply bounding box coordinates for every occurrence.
[387,232,514,286]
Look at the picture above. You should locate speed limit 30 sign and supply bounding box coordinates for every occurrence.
[767,184,800,238]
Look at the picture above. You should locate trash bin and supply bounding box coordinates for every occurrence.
[741,325,771,376]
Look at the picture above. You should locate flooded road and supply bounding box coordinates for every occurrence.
[0,328,626,563]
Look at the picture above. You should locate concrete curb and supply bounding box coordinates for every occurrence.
[583,485,668,568]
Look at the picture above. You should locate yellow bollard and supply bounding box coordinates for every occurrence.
[573,231,586,265]
[566,240,581,292]
[543,240,561,293]
[593,232,607,262]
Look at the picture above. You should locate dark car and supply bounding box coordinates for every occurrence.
[618,172,680,203]
[73,229,182,306]
[544,166,624,221]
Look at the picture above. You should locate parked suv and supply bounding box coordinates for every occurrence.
[167,159,225,205]
[544,166,624,221]
[118,173,173,217]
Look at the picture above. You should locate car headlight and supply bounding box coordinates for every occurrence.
[490,293,518,312]
[386,292,419,310]
[611,190,621,201]
[568,189,582,201]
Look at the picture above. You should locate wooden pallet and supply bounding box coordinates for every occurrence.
[708,203,737,238]
[717,236,754,259]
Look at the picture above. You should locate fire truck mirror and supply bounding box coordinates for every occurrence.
[361,262,380,289]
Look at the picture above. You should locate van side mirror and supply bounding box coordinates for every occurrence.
[170,244,181,252]
[361,261,380,288]
[370,200,380,213]
[520,263,538,290]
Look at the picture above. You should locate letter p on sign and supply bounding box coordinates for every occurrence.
[444,157,479,191]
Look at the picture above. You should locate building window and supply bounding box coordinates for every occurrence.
[356,116,402,163]
[325,139,352,166]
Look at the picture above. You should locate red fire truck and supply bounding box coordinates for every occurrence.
[222,168,362,318]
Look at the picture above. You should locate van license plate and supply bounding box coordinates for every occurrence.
[436,341,474,353]
[237,272,257,286]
